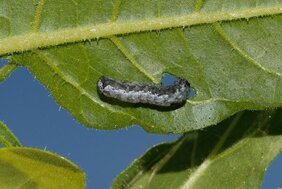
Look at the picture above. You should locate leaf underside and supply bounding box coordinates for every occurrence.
[0,59,16,84]
[111,109,282,189]
[0,147,85,189]
[0,1,282,133]
[0,121,21,147]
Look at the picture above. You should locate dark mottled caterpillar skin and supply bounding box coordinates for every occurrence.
[97,76,190,107]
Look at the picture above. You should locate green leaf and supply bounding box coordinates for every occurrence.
[0,121,21,147]
[1,1,282,133]
[0,147,85,189]
[111,109,282,189]
[0,60,17,84]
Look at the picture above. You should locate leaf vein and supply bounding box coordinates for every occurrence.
[209,112,243,157]
[181,112,243,189]
[32,0,45,32]
[194,0,204,12]
[176,29,213,98]
[213,22,281,77]
[147,136,187,185]
[111,0,122,22]
[109,36,158,82]
[34,51,136,121]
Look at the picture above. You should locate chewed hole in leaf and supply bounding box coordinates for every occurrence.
[161,73,178,86]
[161,72,196,98]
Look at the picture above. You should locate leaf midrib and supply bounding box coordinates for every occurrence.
[0,6,281,56]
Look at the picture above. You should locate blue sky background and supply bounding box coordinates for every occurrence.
[0,62,281,189]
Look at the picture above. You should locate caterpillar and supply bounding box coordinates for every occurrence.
[97,76,190,107]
